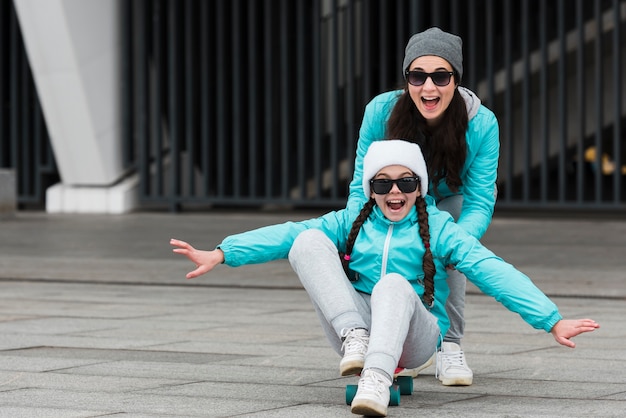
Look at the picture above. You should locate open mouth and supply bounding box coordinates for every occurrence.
[387,199,406,211]
[421,97,440,109]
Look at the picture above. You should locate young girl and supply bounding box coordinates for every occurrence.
[170,140,598,417]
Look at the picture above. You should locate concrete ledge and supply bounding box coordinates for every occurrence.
[46,174,139,214]
[0,169,17,218]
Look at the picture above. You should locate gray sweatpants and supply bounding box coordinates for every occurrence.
[435,185,498,344]
[288,229,440,379]
[436,194,466,345]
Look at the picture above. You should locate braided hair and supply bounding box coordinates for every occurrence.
[340,195,435,306]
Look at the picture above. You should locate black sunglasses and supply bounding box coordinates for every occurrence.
[405,70,455,87]
[370,177,420,194]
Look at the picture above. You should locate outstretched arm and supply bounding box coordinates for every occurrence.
[170,238,224,279]
[550,319,599,348]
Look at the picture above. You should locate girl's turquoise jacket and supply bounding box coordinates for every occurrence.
[217,204,562,337]
[347,89,500,240]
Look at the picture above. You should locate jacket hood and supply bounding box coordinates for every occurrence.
[458,86,481,120]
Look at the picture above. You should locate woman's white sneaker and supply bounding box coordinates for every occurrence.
[339,328,369,376]
[435,341,473,386]
[350,369,391,417]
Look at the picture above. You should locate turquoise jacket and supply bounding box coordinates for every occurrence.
[217,205,562,337]
[348,88,500,239]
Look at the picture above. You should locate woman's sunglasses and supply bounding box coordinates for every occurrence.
[405,70,455,87]
[370,177,420,194]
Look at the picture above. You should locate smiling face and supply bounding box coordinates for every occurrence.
[371,165,421,222]
[407,55,457,127]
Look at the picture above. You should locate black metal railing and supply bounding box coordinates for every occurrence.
[2,0,625,212]
[124,0,625,211]
[0,1,58,209]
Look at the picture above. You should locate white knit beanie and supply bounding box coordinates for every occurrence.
[362,139,429,198]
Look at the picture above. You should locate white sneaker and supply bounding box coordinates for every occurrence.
[436,341,473,386]
[339,328,369,376]
[350,369,391,417]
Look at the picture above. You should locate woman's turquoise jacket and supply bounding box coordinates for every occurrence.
[347,89,500,240]
[217,204,562,337]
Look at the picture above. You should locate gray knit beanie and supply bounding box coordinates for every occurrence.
[402,27,463,81]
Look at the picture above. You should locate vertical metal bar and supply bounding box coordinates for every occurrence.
[450,0,459,34]
[431,0,441,27]
[362,1,372,103]
[485,0,494,109]
[593,0,603,203]
[120,0,133,168]
[576,0,585,203]
[539,0,548,203]
[379,1,389,88]
[313,0,321,198]
[33,95,43,199]
[184,0,195,197]
[168,0,181,210]
[521,0,530,203]
[10,4,19,179]
[295,0,305,200]
[232,0,242,198]
[345,0,356,181]
[133,0,148,198]
[467,0,476,90]
[557,0,567,203]
[396,0,404,84]
[216,0,226,198]
[21,56,32,198]
[248,0,259,198]
[151,0,162,199]
[504,0,513,203]
[612,0,622,203]
[280,0,289,198]
[200,1,211,197]
[330,0,339,198]
[263,2,273,198]
[0,2,6,166]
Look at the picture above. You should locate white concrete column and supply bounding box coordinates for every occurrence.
[13,0,137,213]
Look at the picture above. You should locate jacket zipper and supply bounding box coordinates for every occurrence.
[381,223,394,280]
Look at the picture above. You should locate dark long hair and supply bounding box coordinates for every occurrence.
[341,196,435,306]
[386,88,468,195]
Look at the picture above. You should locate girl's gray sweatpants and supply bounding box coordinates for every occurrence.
[288,229,440,379]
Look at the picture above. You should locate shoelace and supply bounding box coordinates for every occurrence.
[436,349,467,378]
[340,328,369,353]
[359,370,388,395]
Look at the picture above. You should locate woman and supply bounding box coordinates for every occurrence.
[341,27,501,386]
[171,140,597,417]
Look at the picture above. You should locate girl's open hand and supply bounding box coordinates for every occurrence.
[550,319,599,348]
[170,238,225,279]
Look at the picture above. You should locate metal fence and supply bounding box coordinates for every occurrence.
[125,0,626,211]
[0,0,58,209]
[2,0,625,211]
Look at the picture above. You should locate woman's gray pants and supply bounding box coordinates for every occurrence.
[436,194,466,345]
[288,229,439,379]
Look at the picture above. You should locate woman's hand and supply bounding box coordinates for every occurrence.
[170,238,225,279]
[550,319,600,348]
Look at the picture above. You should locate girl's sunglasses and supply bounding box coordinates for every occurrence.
[370,177,420,194]
[405,70,455,87]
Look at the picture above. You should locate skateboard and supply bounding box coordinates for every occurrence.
[345,355,434,406]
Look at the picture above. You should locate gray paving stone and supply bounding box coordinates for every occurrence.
[0,212,624,417]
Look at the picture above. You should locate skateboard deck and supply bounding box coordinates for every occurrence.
[345,355,434,406]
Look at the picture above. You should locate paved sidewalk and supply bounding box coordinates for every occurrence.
[0,211,625,417]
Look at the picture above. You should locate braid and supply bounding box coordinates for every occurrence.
[340,199,376,276]
[415,195,436,306]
